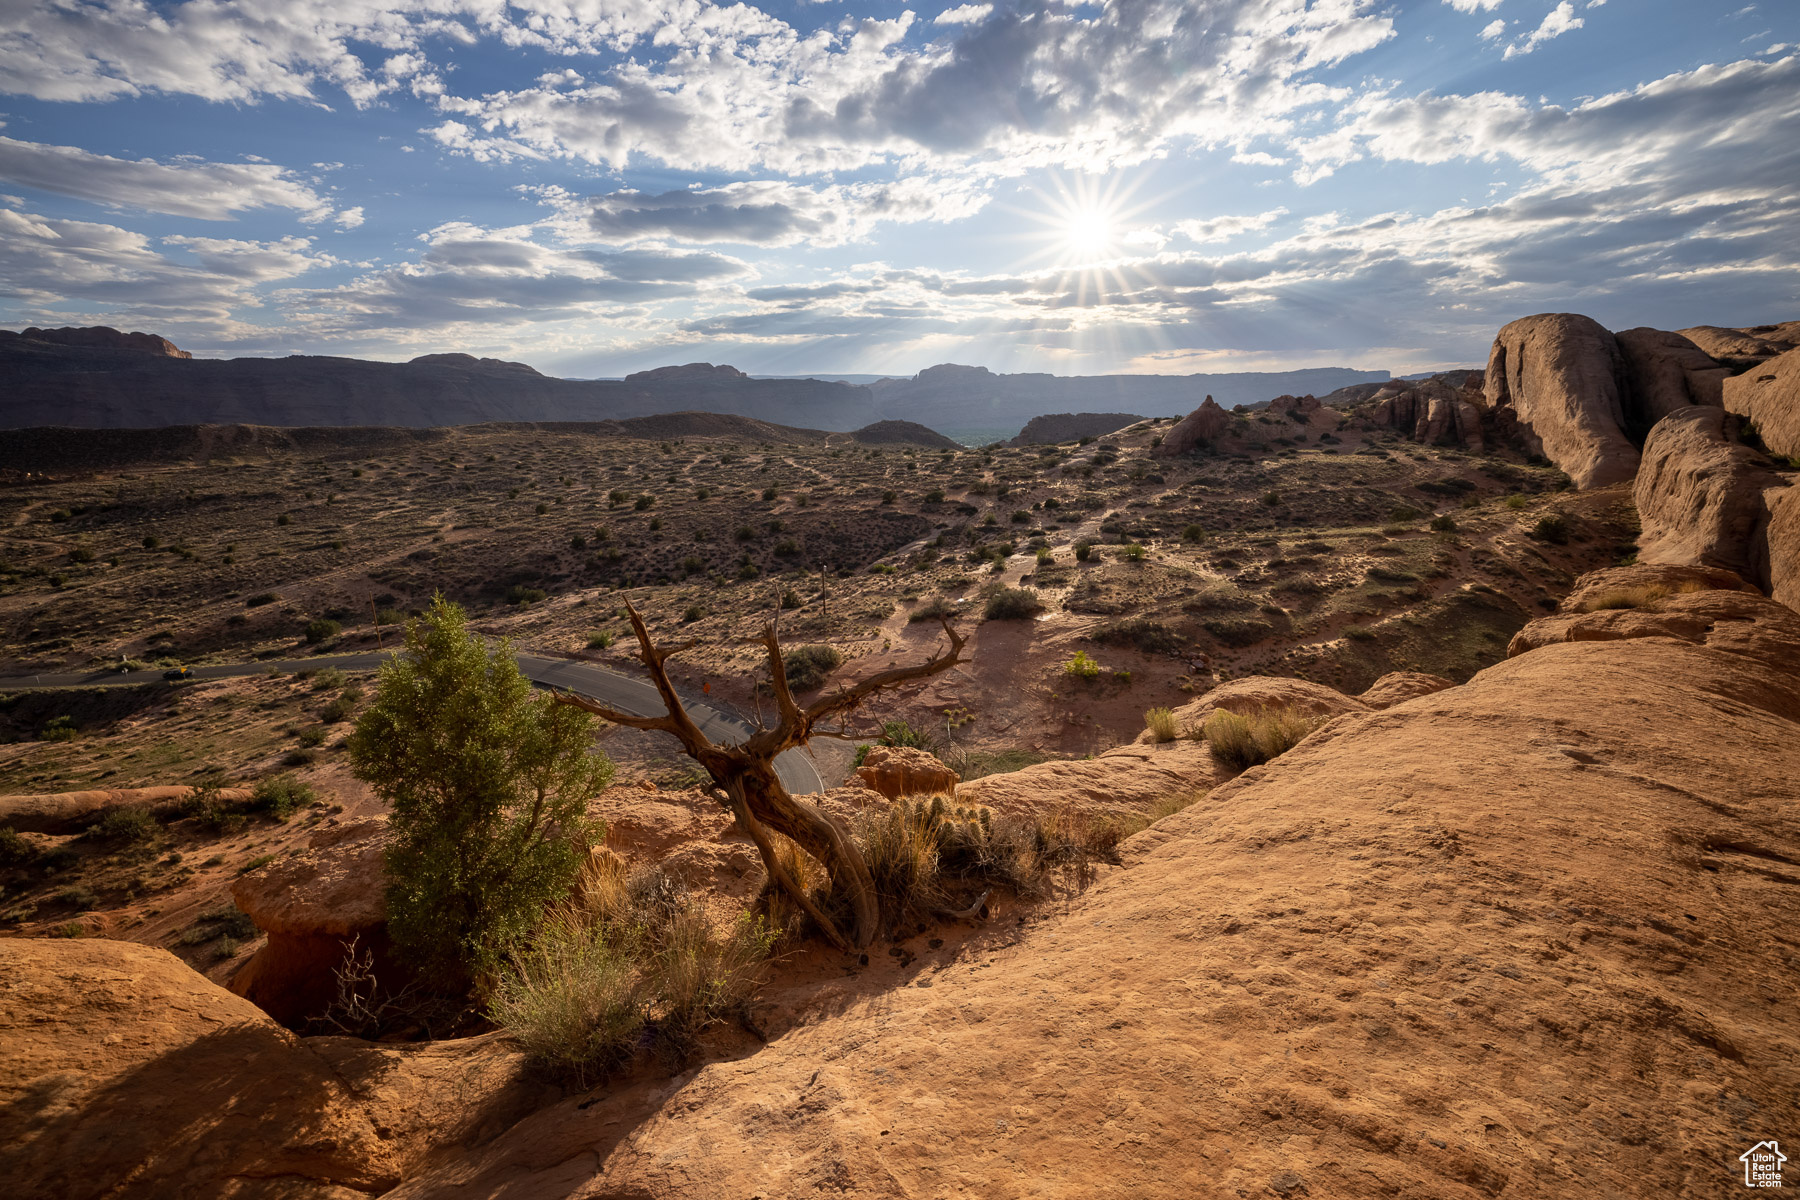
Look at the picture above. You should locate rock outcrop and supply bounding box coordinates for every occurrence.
[1367,373,1486,450]
[390,566,1800,1199]
[0,784,251,834]
[1769,487,1800,611]
[853,746,960,800]
[1677,322,1800,364]
[1485,313,1639,487]
[957,738,1221,816]
[229,817,391,1026]
[1614,327,1729,427]
[1356,670,1455,709]
[0,938,541,1199]
[1634,406,1792,589]
[1152,395,1230,457]
[1724,345,1800,461]
[848,420,960,448]
[1008,412,1146,446]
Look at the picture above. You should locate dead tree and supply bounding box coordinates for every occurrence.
[550,601,965,952]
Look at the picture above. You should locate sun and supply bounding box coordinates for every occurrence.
[1065,206,1115,258]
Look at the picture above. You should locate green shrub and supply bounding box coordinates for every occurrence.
[488,907,646,1086]
[1505,493,1530,510]
[1062,649,1102,679]
[348,596,612,981]
[1532,514,1571,545]
[682,603,705,623]
[246,592,279,607]
[1121,542,1147,562]
[587,630,614,649]
[780,589,802,610]
[1202,707,1323,772]
[634,495,655,511]
[651,908,776,1062]
[1429,514,1459,532]
[1182,524,1205,542]
[91,804,157,843]
[0,827,37,867]
[250,775,316,821]
[910,595,957,623]
[39,715,77,742]
[1261,491,1282,507]
[505,585,546,606]
[1091,616,1185,655]
[298,726,327,748]
[310,667,348,690]
[320,693,357,723]
[1073,540,1093,562]
[304,618,342,643]
[1388,505,1422,522]
[781,644,843,692]
[983,586,1043,620]
[1143,707,1179,743]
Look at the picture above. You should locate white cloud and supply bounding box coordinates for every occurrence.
[1504,1,1583,58]
[0,136,340,222]
[1444,0,1503,12]
[1171,208,1289,243]
[934,4,993,25]
[335,206,366,229]
[1480,19,1506,39]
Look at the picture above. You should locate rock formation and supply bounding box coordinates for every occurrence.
[386,565,1800,1198]
[958,737,1221,816]
[1614,327,1730,428]
[1634,406,1792,589]
[1484,313,1639,487]
[1677,322,1800,364]
[1008,412,1147,446]
[0,784,251,834]
[1366,373,1486,450]
[852,746,960,800]
[229,818,392,1026]
[1724,345,1800,462]
[847,420,961,449]
[1356,670,1455,709]
[1152,395,1230,457]
[624,362,749,384]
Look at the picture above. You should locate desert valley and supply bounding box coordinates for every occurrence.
[3,311,1798,1197]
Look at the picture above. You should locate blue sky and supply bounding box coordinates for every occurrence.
[0,0,1795,377]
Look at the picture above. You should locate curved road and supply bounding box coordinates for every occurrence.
[0,651,823,795]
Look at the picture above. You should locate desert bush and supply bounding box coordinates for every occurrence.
[1505,493,1530,510]
[39,715,77,742]
[349,597,613,981]
[309,667,348,690]
[91,804,157,843]
[1575,578,1706,612]
[1532,514,1571,545]
[0,826,37,867]
[1091,616,1185,655]
[941,745,1047,781]
[1261,491,1282,507]
[1122,542,1147,562]
[780,589,802,610]
[587,630,614,649]
[298,726,327,747]
[1202,707,1323,772]
[1062,649,1102,679]
[780,644,842,692]
[1429,514,1459,532]
[650,908,777,1062]
[1143,707,1179,743]
[487,906,645,1086]
[681,603,706,623]
[246,592,279,607]
[1073,540,1094,562]
[250,775,316,821]
[909,595,958,623]
[983,586,1043,620]
[505,585,546,606]
[304,618,342,643]
[321,693,357,723]
[634,495,655,511]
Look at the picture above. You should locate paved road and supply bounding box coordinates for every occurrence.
[0,651,823,795]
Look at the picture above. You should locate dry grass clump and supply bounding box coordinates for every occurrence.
[1143,706,1179,743]
[1202,706,1324,772]
[490,860,777,1082]
[1574,578,1708,612]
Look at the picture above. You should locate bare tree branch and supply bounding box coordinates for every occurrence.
[715,782,851,953]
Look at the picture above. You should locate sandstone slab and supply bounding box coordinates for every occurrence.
[1615,326,1728,426]
[1724,344,1800,462]
[1634,405,1791,588]
[1485,313,1638,487]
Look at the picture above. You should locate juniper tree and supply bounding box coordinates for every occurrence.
[348,595,612,981]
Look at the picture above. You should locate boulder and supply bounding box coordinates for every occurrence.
[956,738,1221,818]
[229,817,391,1026]
[1485,313,1639,487]
[396,570,1800,1200]
[1356,670,1455,709]
[1153,675,1371,734]
[1614,327,1729,427]
[1634,406,1792,589]
[0,938,402,1198]
[1153,395,1229,457]
[853,745,960,800]
[1507,566,1800,668]
[1559,562,1761,612]
[1677,322,1800,364]
[1769,487,1800,612]
[1724,345,1800,462]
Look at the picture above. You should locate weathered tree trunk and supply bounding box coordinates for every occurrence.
[551,601,963,951]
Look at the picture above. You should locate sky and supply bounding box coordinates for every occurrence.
[0,1,1795,379]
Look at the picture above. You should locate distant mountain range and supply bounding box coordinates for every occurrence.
[0,326,1391,437]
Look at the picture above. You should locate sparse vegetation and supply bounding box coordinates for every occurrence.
[1202,706,1324,772]
[1062,649,1102,679]
[1144,706,1179,743]
[780,643,843,692]
[983,586,1043,620]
